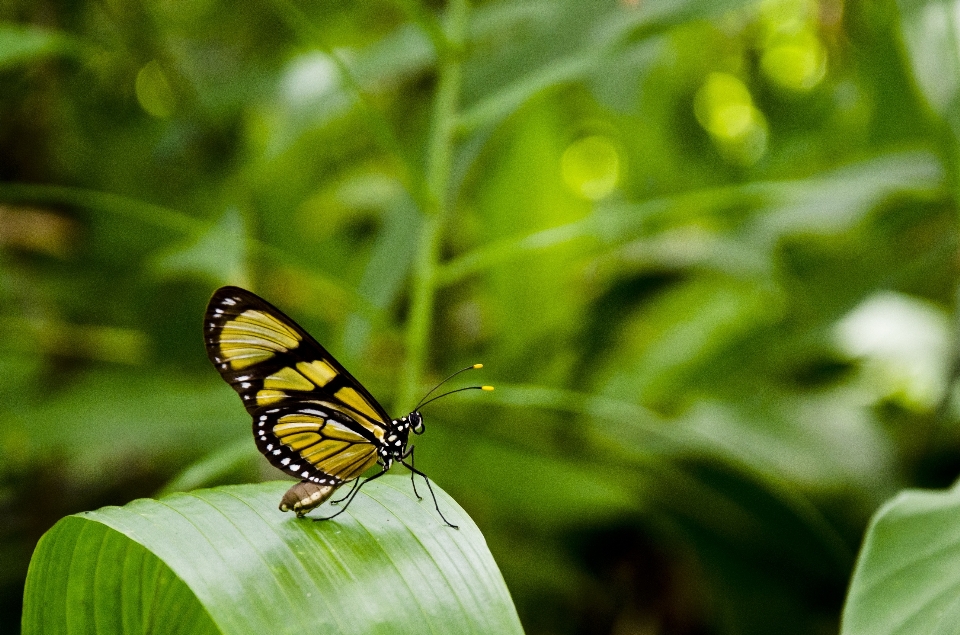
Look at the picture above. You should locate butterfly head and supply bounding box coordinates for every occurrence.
[410,411,425,435]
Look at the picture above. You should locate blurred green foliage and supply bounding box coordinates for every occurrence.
[2,0,960,633]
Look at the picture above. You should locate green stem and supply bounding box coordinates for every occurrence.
[400,0,468,412]
[403,215,441,411]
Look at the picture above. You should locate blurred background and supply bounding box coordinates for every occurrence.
[2,0,959,633]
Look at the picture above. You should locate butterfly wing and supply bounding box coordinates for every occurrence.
[253,403,382,486]
[204,286,389,486]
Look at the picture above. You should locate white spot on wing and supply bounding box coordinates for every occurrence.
[281,458,291,465]
[223,298,236,306]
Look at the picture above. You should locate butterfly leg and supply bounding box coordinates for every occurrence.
[399,460,458,529]
[329,477,361,505]
[312,468,388,522]
[402,446,423,500]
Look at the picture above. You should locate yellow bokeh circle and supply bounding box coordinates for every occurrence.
[561,135,621,200]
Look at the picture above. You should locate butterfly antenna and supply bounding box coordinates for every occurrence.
[415,364,486,411]
[417,385,494,411]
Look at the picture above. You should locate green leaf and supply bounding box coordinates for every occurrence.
[441,151,944,284]
[0,23,74,69]
[149,207,250,287]
[23,478,523,635]
[841,481,960,635]
[894,0,960,118]
[457,0,754,135]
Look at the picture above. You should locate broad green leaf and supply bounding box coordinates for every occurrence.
[23,478,523,635]
[841,481,960,635]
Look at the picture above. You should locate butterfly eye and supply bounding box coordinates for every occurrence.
[411,412,425,434]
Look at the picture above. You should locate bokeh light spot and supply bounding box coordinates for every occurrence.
[761,30,827,91]
[694,73,753,139]
[694,73,768,166]
[561,135,620,200]
[135,60,175,119]
[282,52,340,106]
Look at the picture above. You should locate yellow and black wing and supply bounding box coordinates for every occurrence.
[204,286,389,486]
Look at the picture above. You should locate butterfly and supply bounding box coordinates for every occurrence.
[203,286,491,527]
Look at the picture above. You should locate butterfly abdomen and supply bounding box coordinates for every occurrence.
[279,481,338,517]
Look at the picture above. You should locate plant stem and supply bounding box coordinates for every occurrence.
[400,0,468,412]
